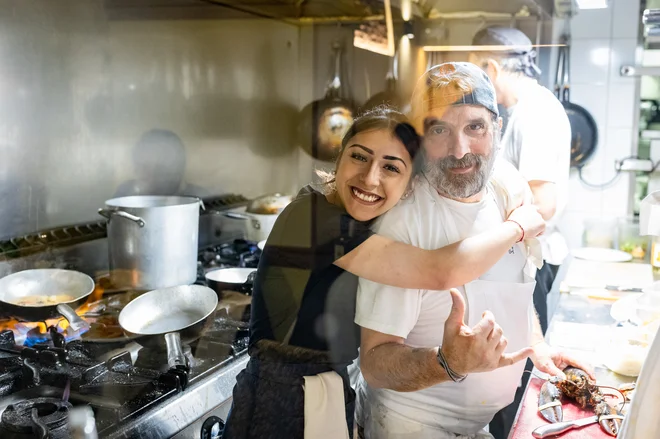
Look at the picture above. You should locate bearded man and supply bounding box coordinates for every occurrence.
[354,62,589,439]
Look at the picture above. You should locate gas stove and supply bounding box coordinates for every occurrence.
[197,239,261,277]
[0,239,260,438]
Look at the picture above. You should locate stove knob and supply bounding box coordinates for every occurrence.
[200,416,224,439]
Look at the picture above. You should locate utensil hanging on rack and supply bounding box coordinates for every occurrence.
[555,35,598,168]
[297,41,355,162]
[363,52,401,112]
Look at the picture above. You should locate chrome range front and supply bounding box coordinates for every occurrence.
[107,355,248,439]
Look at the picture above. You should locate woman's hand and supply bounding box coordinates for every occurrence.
[507,204,546,239]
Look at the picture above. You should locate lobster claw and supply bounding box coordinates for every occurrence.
[538,381,563,423]
[597,405,624,437]
[599,415,623,437]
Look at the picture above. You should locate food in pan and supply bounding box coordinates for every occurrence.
[11,294,75,306]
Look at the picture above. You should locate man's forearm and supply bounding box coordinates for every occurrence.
[361,343,451,392]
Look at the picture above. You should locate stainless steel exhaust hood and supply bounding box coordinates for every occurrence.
[104,0,554,23]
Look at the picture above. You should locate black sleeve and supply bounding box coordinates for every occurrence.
[308,191,374,267]
[262,189,374,270]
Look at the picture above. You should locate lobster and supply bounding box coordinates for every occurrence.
[538,367,625,436]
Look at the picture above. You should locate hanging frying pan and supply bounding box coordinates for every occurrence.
[297,41,355,162]
[556,40,598,168]
[363,52,401,112]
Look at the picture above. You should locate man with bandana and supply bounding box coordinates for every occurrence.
[353,62,588,439]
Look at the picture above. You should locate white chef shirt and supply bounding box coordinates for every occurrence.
[354,170,534,432]
[500,81,571,265]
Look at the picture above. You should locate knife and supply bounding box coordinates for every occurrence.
[605,285,644,293]
[532,416,599,438]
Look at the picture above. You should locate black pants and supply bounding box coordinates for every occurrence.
[488,262,559,439]
[532,262,558,334]
[222,340,355,439]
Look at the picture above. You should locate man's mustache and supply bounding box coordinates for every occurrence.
[438,154,481,170]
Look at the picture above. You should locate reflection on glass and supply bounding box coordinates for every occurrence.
[114,129,209,199]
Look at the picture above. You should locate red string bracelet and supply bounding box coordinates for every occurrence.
[507,220,525,243]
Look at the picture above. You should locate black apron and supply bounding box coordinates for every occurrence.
[222,340,355,439]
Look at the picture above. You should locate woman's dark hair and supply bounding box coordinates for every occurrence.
[341,106,420,159]
[316,105,421,188]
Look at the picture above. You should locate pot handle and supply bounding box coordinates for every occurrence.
[165,332,188,370]
[196,197,206,211]
[98,208,146,227]
[56,304,91,333]
[222,212,261,230]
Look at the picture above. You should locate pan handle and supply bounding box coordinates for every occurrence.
[560,41,571,102]
[326,41,343,97]
[165,332,188,370]
[555,45,565,99]
[57,304,91,333]
[98,209,146,227]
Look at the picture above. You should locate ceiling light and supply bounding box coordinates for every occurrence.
[404,21,414,39]
[422,44,565,52]
[575,0,608,9]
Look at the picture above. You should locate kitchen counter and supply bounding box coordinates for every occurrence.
[509,257,642,439]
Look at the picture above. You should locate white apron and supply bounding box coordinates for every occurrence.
[360,183,536,439]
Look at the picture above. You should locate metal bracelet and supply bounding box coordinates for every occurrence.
[436,348,468,383]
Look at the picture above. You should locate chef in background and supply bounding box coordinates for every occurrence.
[469,27,570,332]
[469,26,571,438]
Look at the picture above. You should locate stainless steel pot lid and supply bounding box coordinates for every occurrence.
[104,195,201,208]
[205,268,256,284]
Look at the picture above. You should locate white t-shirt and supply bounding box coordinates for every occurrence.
[500,81,571,265]
[354,177,533,432]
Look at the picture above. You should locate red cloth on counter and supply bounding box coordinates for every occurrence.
[509,377,618,439]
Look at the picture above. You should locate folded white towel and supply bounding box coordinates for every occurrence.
[303,371,351,439]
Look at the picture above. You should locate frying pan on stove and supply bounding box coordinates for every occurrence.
[118,285,218,371]
[0,269,94,333]
[556,40,598,167]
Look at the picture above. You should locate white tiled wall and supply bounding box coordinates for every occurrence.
[557,0,641,250]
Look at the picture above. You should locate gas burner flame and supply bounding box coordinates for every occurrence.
[62,379,71,403]
[17,320,90,347]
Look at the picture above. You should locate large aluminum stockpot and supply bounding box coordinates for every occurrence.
[99,196,204,290]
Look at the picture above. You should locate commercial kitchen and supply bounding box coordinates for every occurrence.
[0,0,659,438]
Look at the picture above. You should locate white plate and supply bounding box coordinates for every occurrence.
[572,247,633,263]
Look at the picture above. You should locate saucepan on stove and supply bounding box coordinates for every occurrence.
[205,268,257,296]
[222,193,292,242]
[0,269,94,333]
[118,285,218,375]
